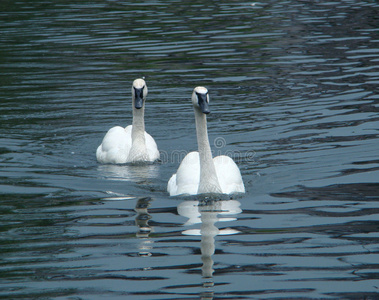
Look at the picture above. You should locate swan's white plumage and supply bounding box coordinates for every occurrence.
[96,79,159,164]
[167,152,245,196]
[96,126,131,164]
[213,155,245,194]
[167,87,245,196]
[96,125,159,164]
[167,151,200,196]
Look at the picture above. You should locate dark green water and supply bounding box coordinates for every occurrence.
[1,1,379,299]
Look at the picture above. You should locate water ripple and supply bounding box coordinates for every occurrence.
[1,0,379,299]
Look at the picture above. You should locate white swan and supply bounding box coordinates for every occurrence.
[167,87,245,196]
[96,78,159,164]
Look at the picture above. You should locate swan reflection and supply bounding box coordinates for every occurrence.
[177,199,242,293]
[134,197,154,257]
[97,163,159,181]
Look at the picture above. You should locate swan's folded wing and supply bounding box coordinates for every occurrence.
[144,131,160,162]
[167,174,177,195]
[96,126,132,164]
[214,155,245,194]
[168,151,200,196]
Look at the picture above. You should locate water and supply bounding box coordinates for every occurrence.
[1,0,379,299]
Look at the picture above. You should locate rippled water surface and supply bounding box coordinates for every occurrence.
[1,0,379,299]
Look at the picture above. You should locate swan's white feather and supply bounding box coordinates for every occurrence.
[144,130,160,161]
[213,155,245,194]
[167,152,245,196]
[97,125,159,164]
[168,151,200,196]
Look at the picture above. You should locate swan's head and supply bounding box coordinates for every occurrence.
[132,78,148,109]
[192,86,210,114]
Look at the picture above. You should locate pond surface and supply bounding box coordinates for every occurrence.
[1,0,379,299]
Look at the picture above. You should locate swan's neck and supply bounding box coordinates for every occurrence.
[194,108,222,194]
[129,105,148,162]
[132,106,145,141]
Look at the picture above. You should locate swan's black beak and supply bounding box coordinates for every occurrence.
[197,92,210,114]
[134,86,144,109]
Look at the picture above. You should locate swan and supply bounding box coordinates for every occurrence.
[167,87,245,196]
[96,78,159,164]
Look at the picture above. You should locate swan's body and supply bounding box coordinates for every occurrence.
[96,79,159,164]
[167,87,245,196]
